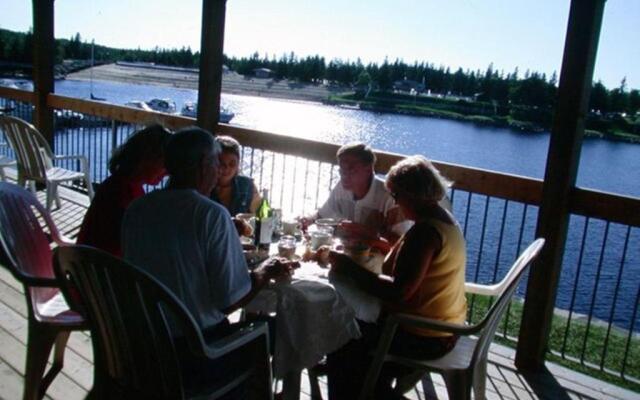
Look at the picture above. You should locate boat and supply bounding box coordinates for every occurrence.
[124,101,154,112]
[146,98,177,114]
[181,101,235,123]
[88,39,106,101]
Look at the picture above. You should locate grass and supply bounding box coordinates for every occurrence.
[467,294,640,392]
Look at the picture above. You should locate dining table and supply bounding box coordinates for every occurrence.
[244,235,384,400]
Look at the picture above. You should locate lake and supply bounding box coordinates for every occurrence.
[55,78,640,197]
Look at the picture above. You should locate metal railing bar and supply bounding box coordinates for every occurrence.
[469,195,491,322]
[580,221,611,365]
[314,161,322,211]
[561,216,590,358]
[621,284,639,378]
[600,225,632,373]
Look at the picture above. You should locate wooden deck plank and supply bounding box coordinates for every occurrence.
[0,300,94,391]
[0,271,94,363]
[0,312,88,400]
[0,358,30,400]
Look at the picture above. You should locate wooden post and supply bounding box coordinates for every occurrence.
[516,0,606,370]
[32,0,55,147]
[197,0,226,133]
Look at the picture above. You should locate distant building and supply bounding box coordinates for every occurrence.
[253,68,273,79]
[392,78,425,93]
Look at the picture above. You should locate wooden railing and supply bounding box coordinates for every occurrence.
[0,86,638,384]
[44,92,640,225]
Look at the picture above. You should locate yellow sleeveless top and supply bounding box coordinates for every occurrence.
[392,218,467,337]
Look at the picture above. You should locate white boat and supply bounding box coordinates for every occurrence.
[181,101,234,123]
[146,98,177,114]
[124,101,153,112]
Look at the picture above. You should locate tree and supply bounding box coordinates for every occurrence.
[609,78,629,113]
[628,90,640,115]
[589,81,609,113]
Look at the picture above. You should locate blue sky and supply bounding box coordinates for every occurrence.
[1,0,638,89]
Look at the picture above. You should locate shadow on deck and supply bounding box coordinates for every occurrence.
[0,179,636,400]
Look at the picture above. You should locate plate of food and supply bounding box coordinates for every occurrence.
[316,218,340,227]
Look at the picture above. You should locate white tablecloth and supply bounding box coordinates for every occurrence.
[245,262,381,378]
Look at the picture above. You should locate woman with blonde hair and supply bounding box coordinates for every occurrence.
[327,155,467,400]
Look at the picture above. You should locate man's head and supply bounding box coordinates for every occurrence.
[165,127,221,195]
[336,143,375,198]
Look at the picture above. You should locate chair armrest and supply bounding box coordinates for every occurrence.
[56,235,75,246]
[465,282,500,296]
[53,154,90,173]
[199,321,270,360]
[390,313,480,336]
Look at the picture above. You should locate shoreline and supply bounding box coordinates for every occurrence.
[59,64,640,145]
[67,63,343,104]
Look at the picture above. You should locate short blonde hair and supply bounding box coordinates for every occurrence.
[385,155,451,202]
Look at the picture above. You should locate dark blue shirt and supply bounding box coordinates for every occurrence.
[211,175,255,216]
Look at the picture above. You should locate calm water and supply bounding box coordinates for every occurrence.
[55,79,640,197]
[46,79,639,331]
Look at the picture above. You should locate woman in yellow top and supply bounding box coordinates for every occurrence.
[327,155,467,400]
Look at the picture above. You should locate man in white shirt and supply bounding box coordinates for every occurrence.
[309,143,410,246]
[122,127,291,335]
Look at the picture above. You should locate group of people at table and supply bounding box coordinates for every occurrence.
[75,124,467,400]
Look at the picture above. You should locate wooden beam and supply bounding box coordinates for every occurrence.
[197,0,226,133]
[32,0,55,147]
[516,0,606,370]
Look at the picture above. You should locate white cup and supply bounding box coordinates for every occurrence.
[282,219,301,235]
[310,231,332,250]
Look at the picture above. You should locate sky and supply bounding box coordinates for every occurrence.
[1,0,638,90]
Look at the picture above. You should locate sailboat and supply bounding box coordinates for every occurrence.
[89,39,106,101]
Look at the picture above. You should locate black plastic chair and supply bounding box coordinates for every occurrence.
[0,181,86,400]
[53,244,273,400]
[358,238,545,400]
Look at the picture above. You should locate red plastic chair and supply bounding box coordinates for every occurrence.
[0,181,87,400]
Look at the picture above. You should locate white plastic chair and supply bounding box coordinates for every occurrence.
[0,115,94,210]
[0,137,16,181]
[0,154,15,181]
[358,238,545,400]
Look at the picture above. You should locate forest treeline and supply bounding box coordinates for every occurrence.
[1,28,639,117]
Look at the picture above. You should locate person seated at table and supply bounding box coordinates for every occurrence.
[302,142,410,250]
[210,135,261,215]
[326,155,467,400]
[122,127,294,396]
[76,124,172,257]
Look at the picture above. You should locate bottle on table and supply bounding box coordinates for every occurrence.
[254,189,274,250]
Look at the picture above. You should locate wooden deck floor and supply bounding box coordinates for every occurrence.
[0,182,636,400]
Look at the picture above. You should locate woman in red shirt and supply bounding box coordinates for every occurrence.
[77,124,172,256]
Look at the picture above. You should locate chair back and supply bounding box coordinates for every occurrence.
[469,238,545,370]
[0,115,53,182]
[0,182,64,307]
[53,245,215,399]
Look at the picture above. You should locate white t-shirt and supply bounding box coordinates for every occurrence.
[122,189,251,331]
[318,175,410,236]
